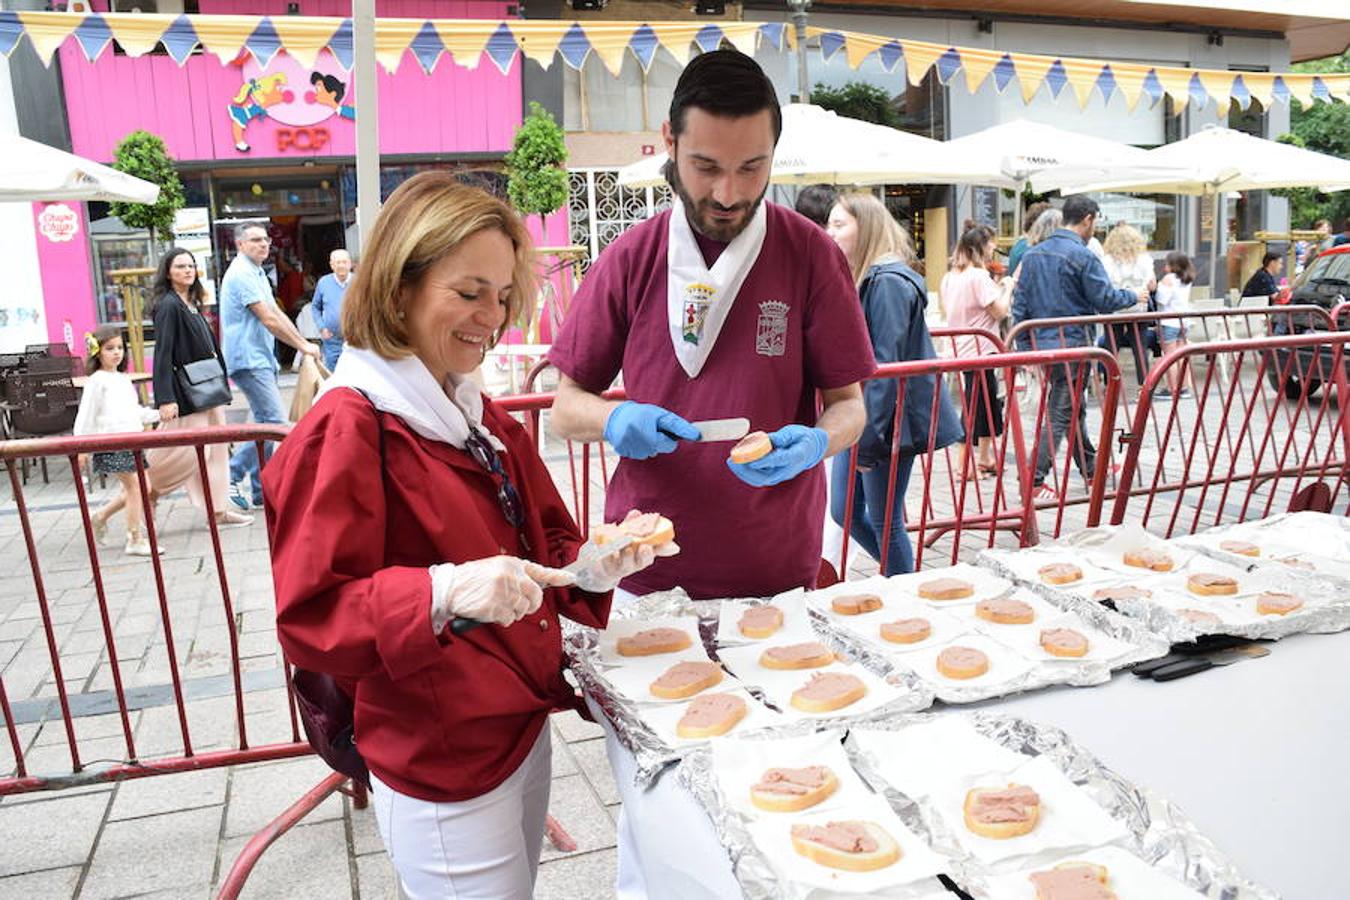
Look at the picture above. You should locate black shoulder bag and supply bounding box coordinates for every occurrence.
[289,391,385,789]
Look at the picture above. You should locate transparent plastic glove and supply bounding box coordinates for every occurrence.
[571,539,680,593]
[726,424,829,487]
[429,556,576,630]
[603,401,700,460]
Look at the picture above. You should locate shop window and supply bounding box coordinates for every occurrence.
[1228,98,1267,241]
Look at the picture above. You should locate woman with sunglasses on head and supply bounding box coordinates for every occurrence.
[262,173,665,899]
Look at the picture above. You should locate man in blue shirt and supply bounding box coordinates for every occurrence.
[311,248,352,371]
[220,222,319,511]
[1012,195,1147,501]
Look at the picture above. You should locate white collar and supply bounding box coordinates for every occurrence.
[318,346,503,451]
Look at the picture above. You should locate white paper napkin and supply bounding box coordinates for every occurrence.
[982,845,1205,900]
[896,634,1037,695]
[888,563,1017,607]
[988,549,1120,589]
[851,718,1027,787]
[832,598,972,656]
[710,729,869,820]
[716,588,818,647]
[987,614,1140,665]
[716,644,912,721]
[641,688,784,747]
[964,591,1067,641]
[596,615,708,667]
[601,655,744,705]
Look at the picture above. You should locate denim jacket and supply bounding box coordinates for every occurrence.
[857,261,964,469]
[1012,228,1138,349]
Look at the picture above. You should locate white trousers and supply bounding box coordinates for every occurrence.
[371,726,552,900]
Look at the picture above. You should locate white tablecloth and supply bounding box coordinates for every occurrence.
[591,631,1350,900]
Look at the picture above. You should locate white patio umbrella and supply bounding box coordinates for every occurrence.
[0,134,160,204]
[1042,125,1350,291]
[618,103,1011,189]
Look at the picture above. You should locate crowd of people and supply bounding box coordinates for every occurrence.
[61,46,1323,899]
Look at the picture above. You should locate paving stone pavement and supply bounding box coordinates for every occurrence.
[0,358,1320,898]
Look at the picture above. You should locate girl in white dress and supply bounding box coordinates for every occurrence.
[74,326,161,556]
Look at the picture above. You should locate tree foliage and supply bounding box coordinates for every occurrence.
[1275,51,1350,228]
[811,81,902,129]
[505,102,569,230]
[108,130,185,243]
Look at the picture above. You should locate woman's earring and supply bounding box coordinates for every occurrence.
[397,310,405,320]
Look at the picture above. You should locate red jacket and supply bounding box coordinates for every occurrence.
[263,387,610,802]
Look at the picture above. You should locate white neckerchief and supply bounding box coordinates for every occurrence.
[318,346,503,451]
[666,198,768,378]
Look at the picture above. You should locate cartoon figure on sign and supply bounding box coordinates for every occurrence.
[309,72,355,121]
[228,73,290,153]
[227,50,357,155]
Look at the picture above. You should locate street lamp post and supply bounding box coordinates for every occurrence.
[786,0,811,105]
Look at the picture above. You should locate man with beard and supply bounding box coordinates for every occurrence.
[549,50,875,603]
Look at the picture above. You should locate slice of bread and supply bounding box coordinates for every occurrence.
[1030,861,1116,900]
[758,641,834,670]
[789,820,901,872]
[595,509,675,548]
[1040,627,1089,658]
[738,604,784,639]
[831,593,883,615]
[937,646,989,679]
[1038,563,1083,585]
[975,598,1035,624]
[616,627,693,657]
[1187,573,1239,596]
[749,766,839,812]
[1219,539,1260,557]
[649,660,723,700]
[880,618,931,644]
[1256,591,1303,616]
[963,784,1040,839]
[789,672,867,713]
[917,577,976,600]
[729,431,773,464]
[675,692,747,739]
[1123,547,1174,572]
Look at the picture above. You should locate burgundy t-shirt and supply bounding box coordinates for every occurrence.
[549,203,875,599]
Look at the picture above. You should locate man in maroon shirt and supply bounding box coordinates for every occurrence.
[549,51,875,602]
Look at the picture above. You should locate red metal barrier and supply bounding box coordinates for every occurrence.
[1108,331,1350,532]
[1333,300,1350,332]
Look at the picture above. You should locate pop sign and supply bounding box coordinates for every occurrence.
[38,203,80,243]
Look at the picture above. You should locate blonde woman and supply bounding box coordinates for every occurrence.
[826,193,962,574]
[263,173,661,897]
[1100,223,1156,381]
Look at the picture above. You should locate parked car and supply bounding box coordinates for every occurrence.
[1269,244,1349,400]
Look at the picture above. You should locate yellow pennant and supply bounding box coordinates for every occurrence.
[15,10,82,65]
[901,41,944,88]
[270,17,341,70]
[433,21,495,70]
[1012,54,1056,104]
[960,47,1003,94]
[1152,66,1194,112]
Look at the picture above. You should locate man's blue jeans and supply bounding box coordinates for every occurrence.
[228,367,285,505]
[829,452,917,576]
[321,338,344,372]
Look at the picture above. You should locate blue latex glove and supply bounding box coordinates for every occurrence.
[603,401,700,460]
[726,424,829,487]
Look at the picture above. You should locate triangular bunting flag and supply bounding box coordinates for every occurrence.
[1311,76,1331,104]
[694,23,723,54]
[587,24,631,77]
[71,13,113,62]
[992,53,1017,94]
[512,21,566,69]
[1112,65,1148,111]
[1044,60,1069,100]
[558,22,591,69]
[374,19,423,72]
[1229,74,1251,111]
[1095,65,1117,105]
[484,22,518,74]
[270,16,336,69]
[1059,58,1099,107]
[1153,67,1193,111]
[1271,76,1291,106]
[408,20,445,74]
[934,48,962,85]
[629,23,659,71]
[104,10,168,57]
[1242,72,1274,108]
[1196,70,1234,111]
[843,33,876,70]
[435,21,495,70]
[326,18,354,69]
[1284,76,1313,107]
[901,41,944,88]
[960,48,1001,93]
[1186,72,1208,111]
[877,40,903,74]
[1013,54,1056,103]
[650,23,700,66]
[159,14,199,65]
[818,31,845,64]
[723,24,758,58]
[189,13,250,64]
[16,10,80,65]
[0,11,23,58]
[757,22,786,52]
[243,17,283,67]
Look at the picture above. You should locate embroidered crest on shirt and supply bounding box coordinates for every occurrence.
[682,282,716,345]
[755,300,788,357]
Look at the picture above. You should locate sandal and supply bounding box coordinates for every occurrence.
[215,510,254,529]
[91,515,108,545]
[977,463,1002,477]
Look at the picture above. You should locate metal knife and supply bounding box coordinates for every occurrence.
[450,535,636,635]
[658,417,751,443]
[1134,643,1270,682]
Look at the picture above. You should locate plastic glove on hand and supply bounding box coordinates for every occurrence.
[572,541,666,593]
[726,424,829,487]
[603,401,700,460]
[434,556,576,628]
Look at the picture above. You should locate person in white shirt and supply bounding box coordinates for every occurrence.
[1152,251,1195,399]
[74,326,162,556]
[1100,223,1157,383]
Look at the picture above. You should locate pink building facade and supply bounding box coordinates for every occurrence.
[35,0,562,353]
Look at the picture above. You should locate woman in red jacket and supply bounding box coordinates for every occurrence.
[263,173,663,898]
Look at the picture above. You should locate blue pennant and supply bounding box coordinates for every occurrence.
[558,23,590,69]
[1187,72,1208,110]
[1271,76,1290,105]
[758,22,786,52]
[0,11,23,58]
[327,19,354,69]
[1311,76,1331,104]
[818,31,844,63]
[485,21,517,74]
[1141,69,1165,109]
[694,24,723,54]
[1230,74,1251,111]
[877,41,903,74]
[992,54,1016,93]
[628,24,658,71]
[935,48,961,85]
[409,21,443,73]
[72,13,113,62]
[1095,65,1117,104]
[161,14,199,65]
[1044,59,1068,99]
[244,17,283,67]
